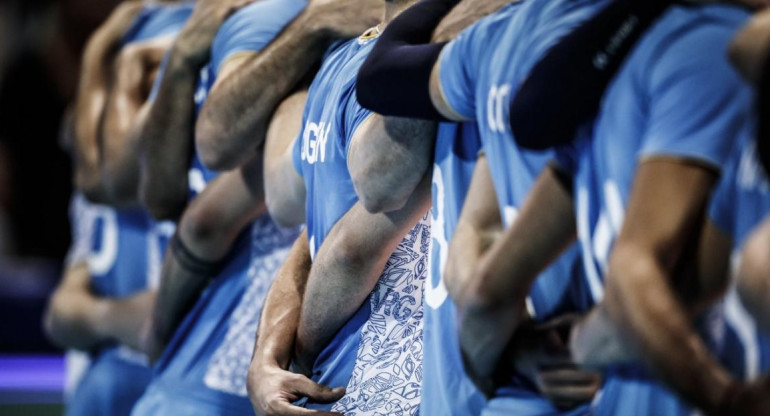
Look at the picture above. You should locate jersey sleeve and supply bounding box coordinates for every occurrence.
[437,22,487,120]
[341,85,374,158]
[209,0,306,78]
[640,23,753,169]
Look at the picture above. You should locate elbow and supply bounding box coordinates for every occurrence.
[178,201,228,251]
[196,112,253,172]
[352,171,410,214]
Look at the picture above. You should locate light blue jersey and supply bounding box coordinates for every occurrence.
[422,122,486,415]
[65,7,190,415]
[553,3,752,415]
[291,33,429,415]
[437,1,601,413]
[131,1,304,414]
[709,132,770,382]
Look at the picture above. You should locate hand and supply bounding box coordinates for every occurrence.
[304,0,383,40]
[248,358,345,416]
[432,0,506,43]
[173,0,256,68]
[509,315,601,409]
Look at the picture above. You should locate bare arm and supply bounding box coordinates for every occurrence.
[148,152,267,358]
[729,8,770,85]
[572,217,732,370]
[44,262,156,352]
[196,0,382,170]
[431,0,515,43]
[444,154,502,301]
[135,0,247,220]
[348,116,435,213]
[247,230,345,416]
[73,1,143,201]
[295,175,431,374]
[264,91,308,228]
[602,159,733,414]
[737,215,770,333]
[100,37,174,205]
[457,166,577,384]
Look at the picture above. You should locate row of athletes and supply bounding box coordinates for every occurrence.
[41,0,770,414]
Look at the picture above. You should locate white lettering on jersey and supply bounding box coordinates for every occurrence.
[301,121,331,164]
[189,168,207,195]
[487,84,512,133]
[88,207,119,275]
[426,165,449,309]
[738,141,770,194]
[577,180,626,303]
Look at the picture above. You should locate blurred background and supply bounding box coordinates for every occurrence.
[0,0,123,414]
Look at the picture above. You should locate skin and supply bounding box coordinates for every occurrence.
[144,151,268,360]
[44,262,156,353]
[195,0,383,170]
[729,7,770,85]
[100,37,174,206]
[737,215,770,333]
[250,0,513,413]
[132,0,255,221]
[73,1,144,202]
[454,166,583,392]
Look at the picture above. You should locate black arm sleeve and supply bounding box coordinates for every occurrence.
[509,0,670,150]
[356,0,460,121]
[758,52,770,176]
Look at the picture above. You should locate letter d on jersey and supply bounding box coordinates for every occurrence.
[301,121,331,164]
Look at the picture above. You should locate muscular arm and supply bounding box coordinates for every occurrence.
[44,262,156,352]
[295,175,431,374]
[264,91,308,228]
[196,0,382,170]
[247,230,345,416]
[444,154,502,301]
[148,152,267,357]
[571,217,732,370]
[457,166,577,384]
[348,116,435,213]
[73,2,143,201]
[101,37,174,205]
[602,159,733,415]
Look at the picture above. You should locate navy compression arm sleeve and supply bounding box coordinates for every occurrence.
[509,0,670,150]
[758,53,770,176]
[356,0,460,120]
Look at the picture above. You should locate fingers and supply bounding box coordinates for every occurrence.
[268,401,343,416]
[291,374,346,404]
[537,367,601,408]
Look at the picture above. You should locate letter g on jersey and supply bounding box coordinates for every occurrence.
[301,121,331,164]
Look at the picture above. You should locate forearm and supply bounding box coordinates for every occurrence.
[73,30,120,198]
[458,167,576,381]
[605,246,733,414]
[195,16,333,171]
[45,286,112,350]
[296,177,431,370]
[138,50,197,220]
[99,290,156,350]
[253,230,310,370]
